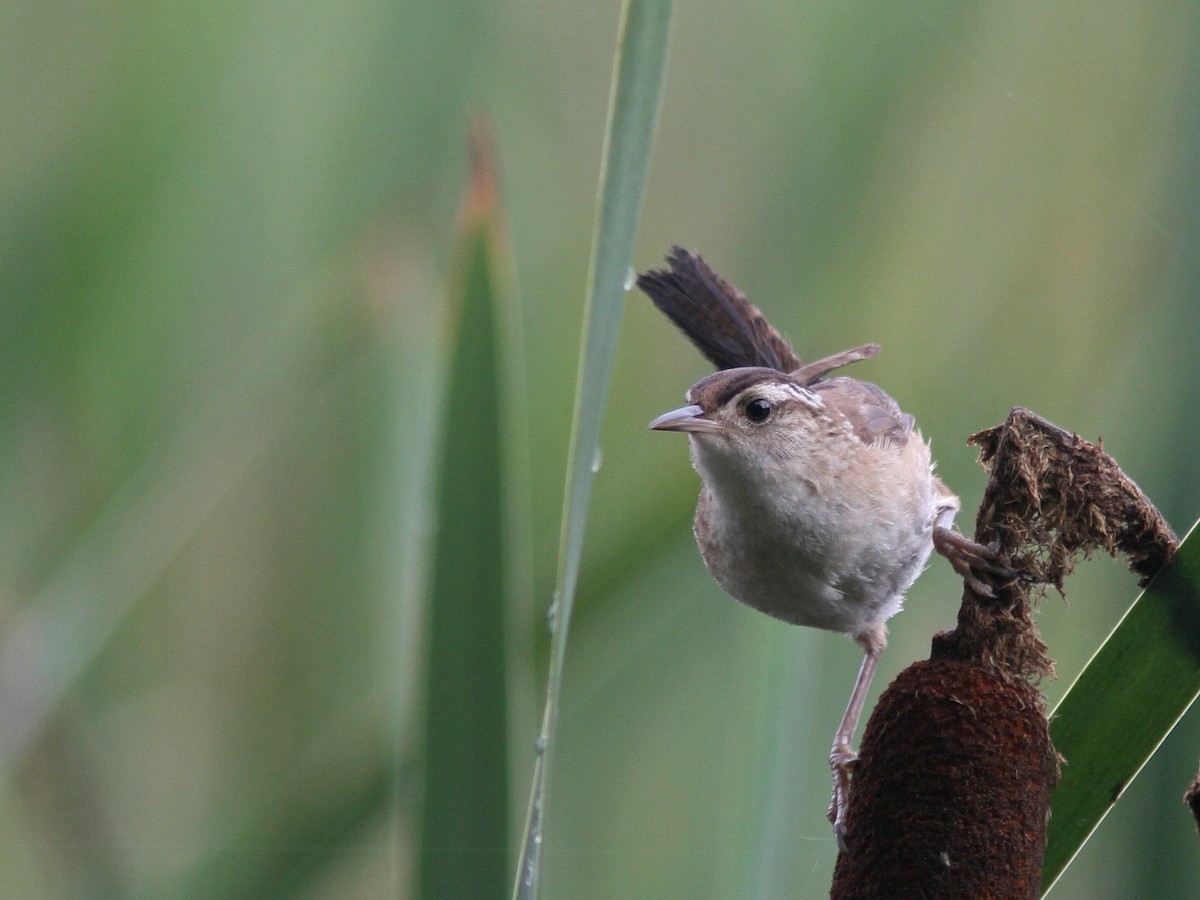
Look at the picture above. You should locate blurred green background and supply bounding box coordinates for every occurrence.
[3,2,1200,897]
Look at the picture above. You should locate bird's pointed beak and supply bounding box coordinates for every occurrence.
[648,404,724,434]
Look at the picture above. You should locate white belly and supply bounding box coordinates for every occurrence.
[692,444,938,636]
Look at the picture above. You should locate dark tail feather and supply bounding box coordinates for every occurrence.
[636,246,803,372]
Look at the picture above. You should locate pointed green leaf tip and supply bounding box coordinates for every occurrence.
[419,120,512,900]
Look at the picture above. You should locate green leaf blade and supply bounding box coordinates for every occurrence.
[419,143,513,900]
[1043,523,1200,894]
[513,3,673,899]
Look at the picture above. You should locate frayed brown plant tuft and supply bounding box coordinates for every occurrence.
[1185,771,1200,837]
[971,407,1176,592]
[932,407,1177,683]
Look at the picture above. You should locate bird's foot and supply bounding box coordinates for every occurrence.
[828,744,858,852]
[933,527,1017,598]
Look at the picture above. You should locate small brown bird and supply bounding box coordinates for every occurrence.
[639,246,1001,847]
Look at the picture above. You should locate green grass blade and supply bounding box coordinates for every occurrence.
[513,3,673,898]
[418,142,513,900]
[1042,522,1200,894]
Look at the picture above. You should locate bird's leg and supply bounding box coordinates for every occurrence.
[932,505,1015,597]
[828,624,885,851]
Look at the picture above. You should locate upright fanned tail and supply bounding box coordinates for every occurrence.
[636,246,803,372]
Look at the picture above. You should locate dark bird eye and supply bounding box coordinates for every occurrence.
[744,398,772,423]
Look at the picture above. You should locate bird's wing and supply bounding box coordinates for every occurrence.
[813,377,914,448]
[790,344,880,386]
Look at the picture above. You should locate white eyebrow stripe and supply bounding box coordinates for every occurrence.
[737,380,823,411]
[781,382,823,409]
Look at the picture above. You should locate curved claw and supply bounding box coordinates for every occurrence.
[933,526,1018,597]
[829,747,858,852]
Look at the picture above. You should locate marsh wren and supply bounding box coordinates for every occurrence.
[639,246,1001,847]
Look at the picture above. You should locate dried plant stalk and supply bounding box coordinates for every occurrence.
[831,408,1177,898]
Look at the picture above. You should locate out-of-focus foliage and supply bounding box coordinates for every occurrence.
[1,2,1198,898]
